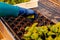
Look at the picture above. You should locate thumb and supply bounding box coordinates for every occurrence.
[19,7,35,15]
[26,9,35,15]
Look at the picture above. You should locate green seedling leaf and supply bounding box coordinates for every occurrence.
[46,36,53,40]
[31,33,38,39]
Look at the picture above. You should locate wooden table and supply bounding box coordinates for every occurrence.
[0,20,15,40]
[49,0,60,6]
[33,0,60,23]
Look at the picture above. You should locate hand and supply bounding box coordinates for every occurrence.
[0,2,38,17]
[19,7,35,15]
[19,7,38,19]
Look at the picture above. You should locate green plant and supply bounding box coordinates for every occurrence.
[23,22,60,40]
[0,0,30,5]
[46,36,54,40]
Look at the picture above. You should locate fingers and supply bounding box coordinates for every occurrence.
[26,9,35,15]
[19,7,35,15]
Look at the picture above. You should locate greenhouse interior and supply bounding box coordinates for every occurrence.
[0,0,60,40]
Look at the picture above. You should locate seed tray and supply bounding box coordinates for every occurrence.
[1,0,58,40]
[1,9,54,40]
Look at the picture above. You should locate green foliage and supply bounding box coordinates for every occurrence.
[31,33,38,39]
[46,36,53,40]
[23,22,60,40]
[0,0,30,5]
[47,31,55,36]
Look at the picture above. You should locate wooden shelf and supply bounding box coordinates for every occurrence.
[0,20,15,40]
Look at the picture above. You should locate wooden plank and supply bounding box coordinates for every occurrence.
[0,31,3,39]
[0,20,15,40]
[49,0,60,6]
[33,0,60,23]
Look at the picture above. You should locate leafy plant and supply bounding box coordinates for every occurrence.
[23,22,60,40]
[46,36,53,40]
[0,0,30,5]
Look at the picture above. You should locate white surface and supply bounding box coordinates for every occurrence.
[14,0,38,9]
[30,0,38,2]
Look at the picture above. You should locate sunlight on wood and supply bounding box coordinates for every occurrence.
[0,31,3,40]
[0,20,14,40]
[49,0,60,6]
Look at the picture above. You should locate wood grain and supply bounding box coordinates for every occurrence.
[49,0,60,6]
[33,0,60,23]
[0,20,14,40]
